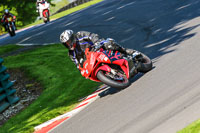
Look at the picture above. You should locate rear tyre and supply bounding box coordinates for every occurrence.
[97,70,130,89]
[46,12,50,22]
[11,26,15,36]
[137,53,152,73]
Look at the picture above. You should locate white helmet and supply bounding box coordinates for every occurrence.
[4,9,9,14]
[60,30,74,43]
[60,30,76,50]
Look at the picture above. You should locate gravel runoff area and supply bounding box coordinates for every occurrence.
[0,69,43,126]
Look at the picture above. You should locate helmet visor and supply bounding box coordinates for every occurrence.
[65,34,76,50]
[5,9,9,14]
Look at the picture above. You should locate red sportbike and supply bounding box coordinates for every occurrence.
[39,1,50,23]
[79,48,152,89]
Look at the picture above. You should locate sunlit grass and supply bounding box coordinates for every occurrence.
[0,44,101,133]
[50,0,69,14]
[178,119,200,133]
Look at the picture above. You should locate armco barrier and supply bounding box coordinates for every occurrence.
[0,58,19,113]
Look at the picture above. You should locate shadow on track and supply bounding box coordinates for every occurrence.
[2,0,200,62]
[98,66,156,98]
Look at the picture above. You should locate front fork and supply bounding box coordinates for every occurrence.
[6,22,16,31]
[11,22,16,31]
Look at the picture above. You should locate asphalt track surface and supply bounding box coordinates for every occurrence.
[1,0,200,133]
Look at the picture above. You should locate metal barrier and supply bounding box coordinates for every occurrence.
[0,58,19,113]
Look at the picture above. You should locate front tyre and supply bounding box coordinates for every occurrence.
[43,17,48,23]
[96,70,130,89]
[137,53,152,73]
[8,26,15,37]
[11,25,16,36]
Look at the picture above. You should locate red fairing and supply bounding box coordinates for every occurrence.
[80,48,129,82]
[80,52,99,78]
[97,53,111,64]
[43,9,49,17]
[112,59,129,79]
[94,64,111,77]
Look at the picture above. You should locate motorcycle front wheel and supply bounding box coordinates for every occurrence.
[97,70,130,89]
[8,25,15,37]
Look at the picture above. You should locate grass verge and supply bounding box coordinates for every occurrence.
[0,44,101,133]
[178,119,200,133]
[50,0,69,14]
[0,44,23,56]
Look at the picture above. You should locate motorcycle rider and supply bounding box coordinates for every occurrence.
[1,9,16,31]
[60,30,137,69]
[36,0,49,19]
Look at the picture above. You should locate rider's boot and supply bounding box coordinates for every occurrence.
[39,11,43,19]
[125,49,135,55]
[126,49,142,77]
[127,57,137,77]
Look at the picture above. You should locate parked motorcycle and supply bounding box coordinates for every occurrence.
[5,17,16,37]
[79,47,152,89]
[39,2,50,23]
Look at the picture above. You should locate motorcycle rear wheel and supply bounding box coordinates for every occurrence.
[97,70,130,89]
[137,53,152,73]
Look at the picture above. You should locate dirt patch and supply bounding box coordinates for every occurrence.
[0,69,43,126]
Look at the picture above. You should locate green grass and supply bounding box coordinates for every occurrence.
[178,119,200,133]
[0,44,23,56]
[50,0,69,14]
[0,44,101,133]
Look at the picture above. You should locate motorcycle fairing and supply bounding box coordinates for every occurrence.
[102,50,121,62]
[80,51,99,78]
[112,59,129,79]
[94,64,111,78]
[80,48,129,81]
[43,9,49,17]
[5,18,16,32]
[103,50,130,79]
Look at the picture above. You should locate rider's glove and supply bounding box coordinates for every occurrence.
[13,16,16,22]
[132,51,141,58]
[93,42,103,51]
[102,38,116,51]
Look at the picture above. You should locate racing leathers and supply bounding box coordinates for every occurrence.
[1,13,16,31]
[64,31,135,69]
